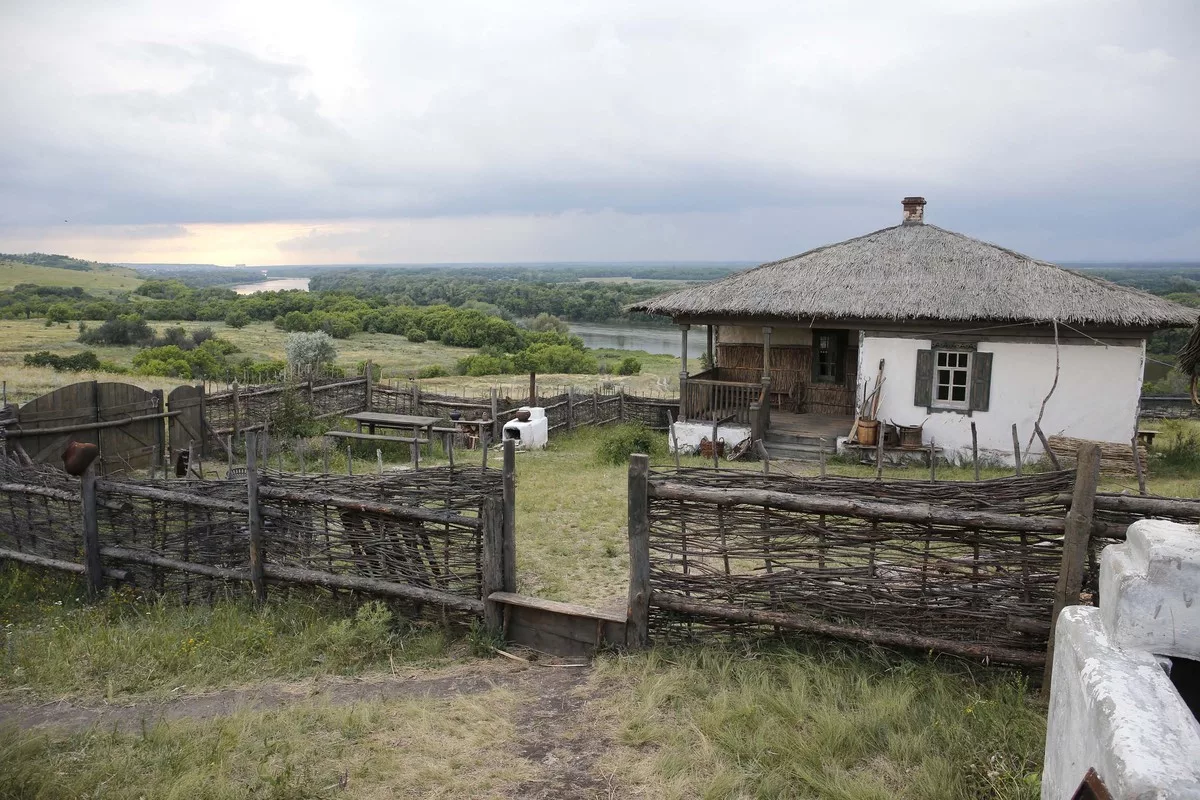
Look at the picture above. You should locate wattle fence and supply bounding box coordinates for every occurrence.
[624,447,1200,677]
[0,452,509,617]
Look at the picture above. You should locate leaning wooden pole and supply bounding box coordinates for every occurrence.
[626,453,651,649]
[501,439,517,593]
[1012,423,1022,477]
[245,431,267,604]
[971,421,980,481]
[1042,443,1101,695]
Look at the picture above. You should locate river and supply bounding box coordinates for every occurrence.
[567,321,704,357]
[232,277,311,294]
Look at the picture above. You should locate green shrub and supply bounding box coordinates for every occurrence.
[405,328,428,343]
[77,314,154,346]
[268,385,321,438]
[417,365,448,379]
[224,309,250,329]
[616,356,642,376]
[1155,423,1200,473]
[22,350,102,372]
[596,423,663,465]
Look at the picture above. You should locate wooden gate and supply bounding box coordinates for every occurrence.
[167,384,205,461]
[7,381,164,475]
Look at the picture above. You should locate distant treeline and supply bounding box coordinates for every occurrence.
[308,270,676,322]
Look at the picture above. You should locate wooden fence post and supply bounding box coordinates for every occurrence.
[481,496,505,634]
[619,386,626,423]
[1012,423,1022,476]
[245,431,266,603]
[411,382,420,415]
[1043,443,1101,694]
[1035,422,1061,470]
[364,359,374,412]
[490,388,500,442]
[80,464,103,599]
[626,453,651,649]
[231,381,240,438]
[195,385,208,459]
[971,421,980,481]
[151,388,165,479]
[502,439,517,593]
[566,387,574,431]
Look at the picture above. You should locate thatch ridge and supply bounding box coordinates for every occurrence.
[630,223,1197,328]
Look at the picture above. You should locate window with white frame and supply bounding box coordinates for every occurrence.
[934,349,971,409]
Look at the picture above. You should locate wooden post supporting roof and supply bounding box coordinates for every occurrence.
[679,324,690,422]
[761,326,773,390]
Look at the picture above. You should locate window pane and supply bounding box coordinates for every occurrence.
[937,369,950,384]
[953,372,967,386]
[952,386,966,402]
[937,385,949,400]
[937,352,947,367]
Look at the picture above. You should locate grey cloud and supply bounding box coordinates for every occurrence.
[0,0,1197,260]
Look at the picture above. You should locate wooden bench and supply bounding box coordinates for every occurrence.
[1136,429,1158,448]
[324,430,430,445]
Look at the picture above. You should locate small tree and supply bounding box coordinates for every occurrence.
[285,331,337,378]
[46,303,72,324]
[224,309,250,329]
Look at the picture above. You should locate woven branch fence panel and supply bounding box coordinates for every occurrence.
[258,468,501,604]
[643,469,1083,665]
[0,460,497,615]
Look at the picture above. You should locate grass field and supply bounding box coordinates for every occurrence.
[0,258,142,293]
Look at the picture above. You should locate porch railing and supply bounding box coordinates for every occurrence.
[681,370,761,425]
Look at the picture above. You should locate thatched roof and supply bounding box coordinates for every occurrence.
[630,222,1197,328]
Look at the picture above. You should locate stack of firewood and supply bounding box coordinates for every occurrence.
[1047,435,1147,476]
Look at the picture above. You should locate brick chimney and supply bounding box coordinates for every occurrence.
[902,196,926,225]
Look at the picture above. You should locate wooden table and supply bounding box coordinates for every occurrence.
[344,411,441,454]
[1136,429,1158,448]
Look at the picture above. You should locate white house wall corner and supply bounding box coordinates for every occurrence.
[858,334,1145,465]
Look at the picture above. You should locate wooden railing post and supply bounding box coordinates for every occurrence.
[626,453,651,648]
[1043,443,1101,694]
[502,439,517,593]
[245,431,267,604]
[80,464,103,599]
[481,496,504,634]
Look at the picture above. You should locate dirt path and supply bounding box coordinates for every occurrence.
[1,657,619,799]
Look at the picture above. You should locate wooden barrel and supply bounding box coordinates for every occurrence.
[858,420,880,446]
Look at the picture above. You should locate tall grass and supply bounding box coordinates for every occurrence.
[597,644,1045,800]
[0,565,453,699]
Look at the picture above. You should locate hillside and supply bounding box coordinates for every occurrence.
[0,254,141,293]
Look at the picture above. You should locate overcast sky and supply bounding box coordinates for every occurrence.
[0,0,1196,265]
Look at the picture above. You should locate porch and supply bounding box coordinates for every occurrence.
[675,323,860,428]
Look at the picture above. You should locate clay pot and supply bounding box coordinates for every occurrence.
[61,441,100,476]
[516,410,532,422]
[449,411,462,421]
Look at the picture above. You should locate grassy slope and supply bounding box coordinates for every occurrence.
[0,258,141,293]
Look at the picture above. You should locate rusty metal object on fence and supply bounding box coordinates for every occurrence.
[699,436,725,460]
[728,437,753,461]
[61,441,99,476]
[1070,768,1113,800]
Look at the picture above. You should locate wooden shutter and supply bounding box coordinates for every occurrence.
[914,349,933,408]
[970,351,992,412]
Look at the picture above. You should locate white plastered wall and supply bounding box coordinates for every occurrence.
[859,335,1145,464]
